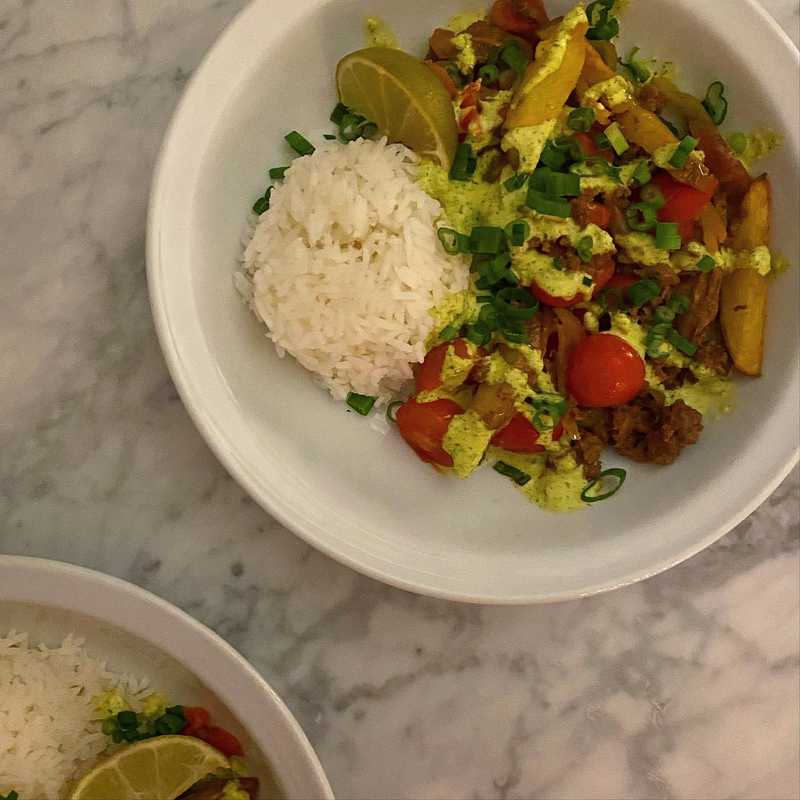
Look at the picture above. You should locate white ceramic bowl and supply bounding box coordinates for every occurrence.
[147,0,799,604]
[0,556,333,799]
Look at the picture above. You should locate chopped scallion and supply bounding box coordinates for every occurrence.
[439,324,460,341]
[386,401,403,423]
[494,461,532,486]
[450,142,477,181]
[653,305,676,324]
[669,135,699,169]
[499,41,528,75]
[469,226,507,255]
[576,235,594,263]
[478,64,500,85]
[504,172,530,192]
[655,221,682,251]
[285,130,315,156]
[728,132,748,155]
[252,187,272,215]
[667,328,698,356]
[620,47,651,84]
[640,184,666,209]
[569,157,612,177]
[494,287,539,320]
[269,166,288,180]
[346,392,376,416]
[546,171,581,197]
[668,293,691,315]
[627,278,660,307]
[581,467,627,502]
[438,227,468,255]
[323,134,337,140]
[604,122,629,156]
[330,103,348,125]
[568,107,596,132]
[631,160,652,186]
[625,202,658,232]
[506,219,530,247]
[526,189,572,218]
[702,81,728,125]
[696,255,716,273]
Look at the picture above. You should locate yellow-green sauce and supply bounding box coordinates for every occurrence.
[364,17,398,48]
[444,409,493,478]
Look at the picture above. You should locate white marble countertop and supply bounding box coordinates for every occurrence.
[1,1,798,798]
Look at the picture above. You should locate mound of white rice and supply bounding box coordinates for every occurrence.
[0,631,152,799]
[238,137,468,402]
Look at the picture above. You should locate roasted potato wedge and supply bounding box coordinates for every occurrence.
[505,14,588,128]
[720,176,771,376]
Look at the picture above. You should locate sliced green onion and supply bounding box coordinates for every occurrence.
[506,219,530,247]
[604,122,629,156]
[620,47,651,84]
[696,255,716,273]
[640,184,665,209]
[285,130,315,156]
[655,221,682,251]
[330,103,348,125]
[438,227,469,255]
[478,64,500,85]
[439,325,460,342]
[625,202,658,232]
[569,157,611,177]
[728,132,748,155]
[466,322,492,346]
[631,160,652,186]
[117,710,138,730]
[386,401,403,423]
[627,278,660,307]
[553,135,585,163]
[450,142,477,181]
[469,226,507,255]
[668,293,691,315]
[360,122,378,139]
[581,467,627,502]
[531,395,567,430]
[526,189,572,218]
[530,167,552,191]
[702,81,728,125]
[576,236,594,263]
[568,107,596,132]
[653,305,676,324]
[669,135,699,169]
[582,276,593,287]
[499,41,528,75]
[501,324,528,343]
[547,171,581,197]
[667,328,698,356]
[586,0,619,41]
[323,134,337,140]
[494,461,532,486]
[269,166,288,180]
[504,172,529,192]
[595,131,611,150]
[494,287,539,320]
[252,187,272,215]
[346,392,376,416]
[539,141,568,171]
[339,113,364,141]
[552,257,565,271]
[645,321,673,358]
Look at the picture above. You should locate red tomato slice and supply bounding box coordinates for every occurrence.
[199,725,244,758]
[491,415,565,453]
[415,339,470,392]
[396,398,463,467]
[566,334,646,408]
[651,171,713,226]
[181,707,210,737]
[605,273,638,290]
[530,255,615,308]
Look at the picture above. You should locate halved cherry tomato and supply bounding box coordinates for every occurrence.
[416,339,470,392]
[572,197,612,229]
[566,334,646,407]
[200,725,244,758]
[459,106,480,134]
[573,131,614,162]
[181,707,211,737]
[491,414,564,453]
[651,171,713,230]
[529,254,615,308]
[396,398,463,467]
[489,0,548,38]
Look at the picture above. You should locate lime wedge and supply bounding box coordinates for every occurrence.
[336,47,459,168]
[69,736,230,800]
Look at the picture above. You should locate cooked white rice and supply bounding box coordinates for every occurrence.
[238,137,469,403]
[0,631,153,799]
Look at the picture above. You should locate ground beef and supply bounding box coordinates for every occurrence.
[693,321,732,375]
[676,269,724,343]
[648,362,697,390]
[572,431,606,479]
[611,390,703,465]
[574,406,612,443]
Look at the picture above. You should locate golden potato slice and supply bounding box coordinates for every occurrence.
[721,176,771,376]
[505,13,588,129]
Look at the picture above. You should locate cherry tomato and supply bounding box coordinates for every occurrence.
[651,171,713,227]
[415,339,470,392]
[529,254,615,308]
[566,334,646,407]
[491,415,565,453]
[181,707,211,737]
[573,197,612,229]
[200,725,244,758]
[396,398,463,467]
[573,132,614,162]
[489,0,548,37]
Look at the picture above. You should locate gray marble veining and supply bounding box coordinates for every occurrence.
[1,1,798,798]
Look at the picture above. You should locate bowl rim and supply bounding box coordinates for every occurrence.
[0,555,335,800]
[147,0,800,605]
